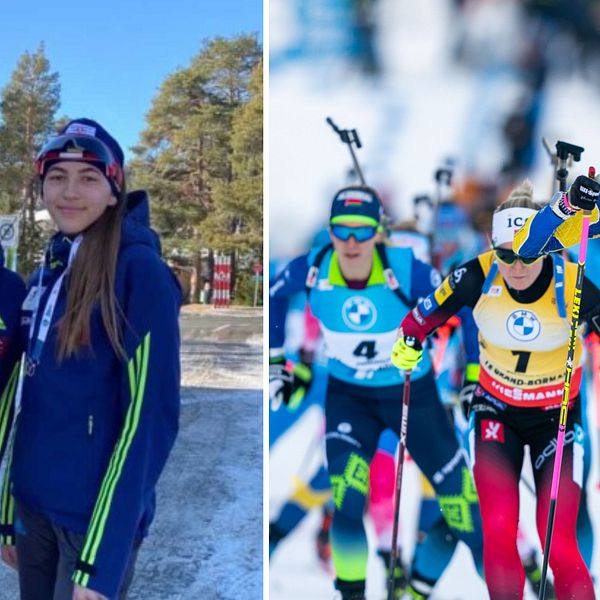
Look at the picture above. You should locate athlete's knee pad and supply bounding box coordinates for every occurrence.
[328,452,370,519]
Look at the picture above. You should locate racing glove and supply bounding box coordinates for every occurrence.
[568,174,600,211]
[459,362,480,418]
[391,335,423,371]
[552,174,600,219]
[269,356,313,411]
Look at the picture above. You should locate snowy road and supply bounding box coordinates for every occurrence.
[0,306,263,600]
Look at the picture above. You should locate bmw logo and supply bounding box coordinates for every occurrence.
[342,297,377,331]
[506,309,541,341]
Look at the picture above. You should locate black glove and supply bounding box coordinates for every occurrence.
[269,357,313,411]
[567,175,600,211]
[269,357,293,411]
[459,363,480,419]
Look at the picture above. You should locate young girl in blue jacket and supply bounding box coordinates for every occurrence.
[0,119,181,600]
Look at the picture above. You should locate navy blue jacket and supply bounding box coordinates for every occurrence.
[0,244,26,462]
[4,192,181,599]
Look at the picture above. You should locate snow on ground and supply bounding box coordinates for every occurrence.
[179,309,263,390]
[0,308,263,600]
[269,397,600,600]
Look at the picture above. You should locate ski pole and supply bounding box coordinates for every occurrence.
[542,139,583,194]
[542,138,558,196]
[326,117,367,185]
[387,361,414,600]
[538,166,595,600]
[594,342,600,488]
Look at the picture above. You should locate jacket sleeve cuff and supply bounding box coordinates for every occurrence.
[0,524,15,545]
[72,560,99,593]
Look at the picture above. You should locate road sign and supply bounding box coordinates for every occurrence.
[0,214,20,271]
[0,214,19,248]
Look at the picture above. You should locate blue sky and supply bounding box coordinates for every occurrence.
[0,0,263,159]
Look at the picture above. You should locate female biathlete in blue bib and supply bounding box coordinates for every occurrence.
[392,180,599,600]
[270,185,485,600]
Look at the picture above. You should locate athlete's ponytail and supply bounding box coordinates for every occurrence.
[496,180,539,213]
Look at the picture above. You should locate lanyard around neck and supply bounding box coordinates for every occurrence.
[27,235,83,364]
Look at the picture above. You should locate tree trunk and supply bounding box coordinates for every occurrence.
[192,252,202,303]
[207,249,215,304]
[229,249,237,302]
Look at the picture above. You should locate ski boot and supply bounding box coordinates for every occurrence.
[522,553,556,599]
[378,550,408,598]
[334,578,366,600]
[397,570,435,600]
[397,584,430,600]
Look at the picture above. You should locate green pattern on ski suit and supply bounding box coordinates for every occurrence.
[330,452,370,510]
[437,467,479,533]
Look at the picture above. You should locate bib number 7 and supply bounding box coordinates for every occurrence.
[511,350,531,373]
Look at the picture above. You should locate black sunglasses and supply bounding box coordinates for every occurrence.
[493,247,541,266]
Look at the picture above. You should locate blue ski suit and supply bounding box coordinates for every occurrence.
[270,244,484,589]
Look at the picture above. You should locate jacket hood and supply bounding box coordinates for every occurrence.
[120,190,162,254]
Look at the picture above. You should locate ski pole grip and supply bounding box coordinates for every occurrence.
[435,167,453,186]
[585,166,598,216]
[404,336,423,352]
[556,140,584,162]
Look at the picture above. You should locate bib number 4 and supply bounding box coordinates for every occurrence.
[353,340,377,360]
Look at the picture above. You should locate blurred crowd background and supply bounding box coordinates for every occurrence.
[270,0,600,260]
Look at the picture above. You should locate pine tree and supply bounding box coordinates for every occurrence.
[205,59,263,303]
[0,43,60,276]
[206,59,263,254]
[130,34,262,303]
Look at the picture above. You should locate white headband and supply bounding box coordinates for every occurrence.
[491,207,537,247]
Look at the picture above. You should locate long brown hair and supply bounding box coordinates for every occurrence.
[56,187,128,361]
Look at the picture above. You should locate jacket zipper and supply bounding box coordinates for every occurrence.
[88,415,94,436]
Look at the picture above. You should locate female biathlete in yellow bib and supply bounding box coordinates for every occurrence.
[391,180,598,600]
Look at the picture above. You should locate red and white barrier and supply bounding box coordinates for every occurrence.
[212,254,232,308]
